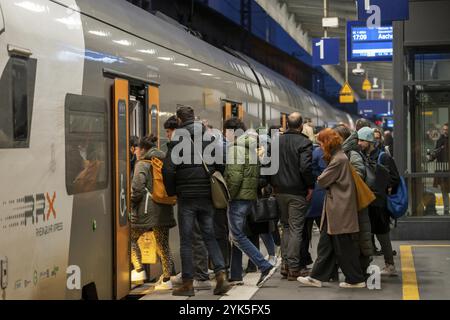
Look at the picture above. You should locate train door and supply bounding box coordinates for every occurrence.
[112,78,131,300]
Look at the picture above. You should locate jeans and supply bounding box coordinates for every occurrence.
[192,220,209,281]
[228,200,272,280]
[178,198,226,280]
[276,194,308,271]
[260,233,276,257]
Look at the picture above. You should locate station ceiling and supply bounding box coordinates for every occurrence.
[257,0,393,100]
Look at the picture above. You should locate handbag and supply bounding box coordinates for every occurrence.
[349,164,376,211]
[251,196,279,223]
[191,138,230,209]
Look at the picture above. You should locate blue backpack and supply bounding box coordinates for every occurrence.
[378,152,408,219]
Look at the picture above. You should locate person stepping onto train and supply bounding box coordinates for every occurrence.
[130,135,177,289]
[270,112,314,280]
[298,129,366,289]
[224,118,274,287]
[162,106,231,297]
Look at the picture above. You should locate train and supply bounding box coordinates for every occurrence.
[0,0,362,300]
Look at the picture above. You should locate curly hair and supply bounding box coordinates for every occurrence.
[317,128,343,162]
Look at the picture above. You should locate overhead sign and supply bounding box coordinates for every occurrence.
[347,21,393,62]
[357,0,409,23]
[339,82,354,104]
[312,38,340,66]
[358,100,393,117]
[362,79,372,91]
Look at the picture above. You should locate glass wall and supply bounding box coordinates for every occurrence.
[407,48,450,216]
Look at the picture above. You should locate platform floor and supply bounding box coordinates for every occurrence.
[135,235,450,300]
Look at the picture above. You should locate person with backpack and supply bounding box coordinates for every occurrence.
[357,127,400,276]
[162,106,231,297]
[130,135,177,289]
[334,125,374,279]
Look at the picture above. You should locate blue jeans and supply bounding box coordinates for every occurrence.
[260,233,276,257]
[178,198,225,280]
[228,200,272,280]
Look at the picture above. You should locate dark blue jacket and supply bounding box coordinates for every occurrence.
[306,146,327,218]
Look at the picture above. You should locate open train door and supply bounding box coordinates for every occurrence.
[112,78,131,299]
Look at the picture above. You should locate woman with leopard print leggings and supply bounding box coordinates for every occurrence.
[130,135,177,289]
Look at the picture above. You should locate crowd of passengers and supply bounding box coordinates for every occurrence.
[128,106,402,296]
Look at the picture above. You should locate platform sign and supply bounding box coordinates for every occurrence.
[339,82,354,104]
[362,79,372,91]
[347,21,393,62]
[357,0,409,22]
[312,38,340,66]
[358,100,393,117]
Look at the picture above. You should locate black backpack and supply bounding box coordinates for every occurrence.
[361,152,390,207]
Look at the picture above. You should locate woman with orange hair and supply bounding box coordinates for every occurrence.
[298,129,366,289]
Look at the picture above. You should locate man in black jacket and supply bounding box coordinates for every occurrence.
[162,106,230,297]
[271,112,314,280]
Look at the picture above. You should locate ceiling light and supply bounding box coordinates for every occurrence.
[189,68,202,72]
[158,57,173,61]
[200,73,213,76]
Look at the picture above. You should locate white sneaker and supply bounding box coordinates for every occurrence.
[268,256,277,266]
[339,282,366,288]
[193,279,212,290]
[170,273,183,286]
[131,269,147,282]
[154,279,173,291]
[297,276,322,288]
[381,264,398,277]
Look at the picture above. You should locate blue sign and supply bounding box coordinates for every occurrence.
[347,21,393,62]
[312,38,340,66]
[357,0,409,22]
[358,100,393,117]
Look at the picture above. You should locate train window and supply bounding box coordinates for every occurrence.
[0,57,37,149]
[65,94,108,195]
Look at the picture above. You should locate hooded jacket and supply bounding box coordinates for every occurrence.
[225,134,259,200]
[342,131,373,257]
[131,148,176,229]
[163,120,220,199]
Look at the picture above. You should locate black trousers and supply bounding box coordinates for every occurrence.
[300,216,321,268]
[310,220,365,284]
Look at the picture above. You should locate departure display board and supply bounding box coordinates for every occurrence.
[347,21,393,62]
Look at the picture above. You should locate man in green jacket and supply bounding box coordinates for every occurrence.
[224,118,274,287]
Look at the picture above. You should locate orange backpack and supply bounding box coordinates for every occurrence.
[141,158,177,206]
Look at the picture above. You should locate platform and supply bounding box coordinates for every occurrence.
[136,237,450,301]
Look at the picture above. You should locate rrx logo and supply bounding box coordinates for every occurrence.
[23,192,57,225]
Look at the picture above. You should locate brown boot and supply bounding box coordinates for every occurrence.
[287,270,302,281]
[172,279,194,297]
[213,271,231,295]
[281,263,288,279]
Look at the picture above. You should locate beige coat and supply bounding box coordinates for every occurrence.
[317,150,359,235]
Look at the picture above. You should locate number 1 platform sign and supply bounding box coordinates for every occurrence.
[312,38,340,66]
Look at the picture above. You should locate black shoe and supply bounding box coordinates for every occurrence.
[256,266,274,288]
[375,249,383,256]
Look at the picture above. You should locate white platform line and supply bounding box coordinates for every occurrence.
[220,258,281,301]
